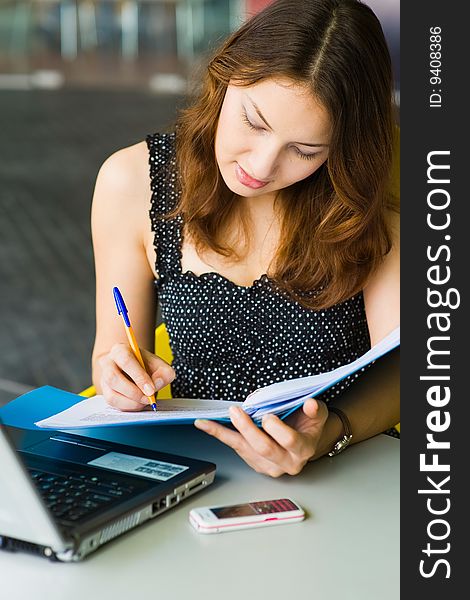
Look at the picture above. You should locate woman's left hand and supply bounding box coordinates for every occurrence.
[194,398,329,477]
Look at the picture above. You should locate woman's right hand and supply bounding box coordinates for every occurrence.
[98,343,176,411]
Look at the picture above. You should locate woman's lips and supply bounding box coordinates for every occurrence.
[235,164,269,189]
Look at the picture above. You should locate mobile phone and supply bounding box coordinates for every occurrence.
[189,498,305,534]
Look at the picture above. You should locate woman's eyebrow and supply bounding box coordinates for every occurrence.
[246,96,329,148]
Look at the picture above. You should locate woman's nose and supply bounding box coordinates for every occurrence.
[248,142,280,181]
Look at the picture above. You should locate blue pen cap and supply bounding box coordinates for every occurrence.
[113,287,131,327]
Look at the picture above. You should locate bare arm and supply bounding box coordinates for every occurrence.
[91,141,174,404]
[312,348,399,458]
[313,210,400,456]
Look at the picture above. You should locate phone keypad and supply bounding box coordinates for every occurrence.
[252,499,297,513]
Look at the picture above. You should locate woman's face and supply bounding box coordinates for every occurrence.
[215,77,331,199]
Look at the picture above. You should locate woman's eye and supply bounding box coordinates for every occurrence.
[293,147,319,161]
[242,111,264,131]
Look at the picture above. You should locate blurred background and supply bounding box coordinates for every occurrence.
[0,0,399,405]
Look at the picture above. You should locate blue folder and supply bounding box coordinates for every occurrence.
[0,386,216,430]
[0,386,83,430]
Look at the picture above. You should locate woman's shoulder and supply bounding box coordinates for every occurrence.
[96,132,175,194]
[97,140,151,198]
[91,140,154,241]
[91,132,178,240]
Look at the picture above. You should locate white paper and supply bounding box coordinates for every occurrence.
[35,395,237,429]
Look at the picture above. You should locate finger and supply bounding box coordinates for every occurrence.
[101,363,149,405]
[102,381,149,412]
[110,343,156,397]
[99,354,149,405]
[141,349,176,390]
[194,419,245,453]
[229,406,288,464]
[283,398,328,433]
[269,399,328,453]
[194,418,286,478]
[302,398,327,420]
[260,415,312,475]
[259,413,305,455]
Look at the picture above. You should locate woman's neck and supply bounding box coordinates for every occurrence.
[238,191,278,228]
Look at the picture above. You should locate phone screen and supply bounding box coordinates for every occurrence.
[210,499,298,519]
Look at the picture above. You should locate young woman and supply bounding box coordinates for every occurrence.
[91,0,400,477]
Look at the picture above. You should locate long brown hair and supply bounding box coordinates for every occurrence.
[174,0,398,309]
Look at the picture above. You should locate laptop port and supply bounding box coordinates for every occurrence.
[187,479,207,494]
[151,497,166,515]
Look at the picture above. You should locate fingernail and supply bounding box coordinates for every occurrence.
[153,378,164,390]
[143,383,155,396]
[194,419,209,429]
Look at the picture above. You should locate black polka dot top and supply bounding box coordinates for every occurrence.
[147,132,371,404]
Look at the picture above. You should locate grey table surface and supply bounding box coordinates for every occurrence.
[0,426,399,600]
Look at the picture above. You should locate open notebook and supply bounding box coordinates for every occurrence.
[34,326,399,429]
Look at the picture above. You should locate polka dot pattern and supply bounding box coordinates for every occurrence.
[146,132,371,404]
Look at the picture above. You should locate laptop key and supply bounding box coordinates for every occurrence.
[66,511,88,522]
[42,475,58,483]
[67,475,86,484]
[98,482,134,494]
[103,488,124,498]
[89,494,113,503]
[70,483,86,490]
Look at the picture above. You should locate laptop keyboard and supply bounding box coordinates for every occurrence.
[29,469,136,524]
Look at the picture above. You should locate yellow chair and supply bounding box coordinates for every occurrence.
[80,323,173,399]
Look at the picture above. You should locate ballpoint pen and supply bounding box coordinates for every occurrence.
[113,286,157,412]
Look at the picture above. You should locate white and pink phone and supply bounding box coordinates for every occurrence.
[189,498,305,534]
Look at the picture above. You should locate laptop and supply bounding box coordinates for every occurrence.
[0,419,216,562]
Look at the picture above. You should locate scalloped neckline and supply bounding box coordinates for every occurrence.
[179,269,271,290]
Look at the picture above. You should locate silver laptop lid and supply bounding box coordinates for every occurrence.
[0,422,67,551]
